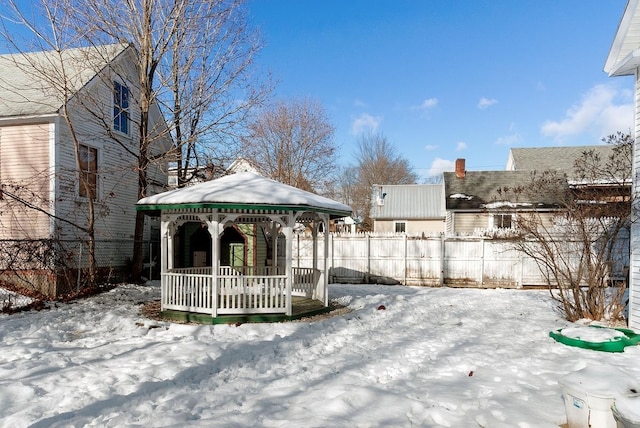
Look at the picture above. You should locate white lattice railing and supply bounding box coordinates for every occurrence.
[292,267,317,298]
[162,266,320,315]
[217,275,287,314]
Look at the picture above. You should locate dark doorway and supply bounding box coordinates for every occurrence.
[220,226,246,268]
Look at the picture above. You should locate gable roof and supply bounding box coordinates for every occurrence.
[0,44,128,118]
[443,170,564,211]
[137,171,353,218]
[506,145,621,181]
[370,184,444,219]
[605,0,640,76]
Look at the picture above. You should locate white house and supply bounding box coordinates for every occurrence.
[0,44,170,295]
[605,0,640,329]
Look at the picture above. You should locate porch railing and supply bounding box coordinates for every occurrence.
[161,266,319,315]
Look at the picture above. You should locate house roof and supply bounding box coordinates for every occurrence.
[506,145,621,180]
[443,170,565,211]
[137,171,353,218]
[605,0,640,76]
[370,184,444,219]
[0,44,128,118]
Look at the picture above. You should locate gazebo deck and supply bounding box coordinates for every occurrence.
[160,296,331,324]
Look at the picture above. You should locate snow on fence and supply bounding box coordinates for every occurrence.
[289,233,629,288]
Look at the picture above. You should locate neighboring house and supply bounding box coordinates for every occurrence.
[227,157,261,175]
[507,145,621,176]
[370,183,445,234]
[0,44,170,295]
[443,159,562,235]
[605,0,640,329]
[507,145,632,218]
[168,157,262,189]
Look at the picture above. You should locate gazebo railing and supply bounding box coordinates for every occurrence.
[162,266,319,315]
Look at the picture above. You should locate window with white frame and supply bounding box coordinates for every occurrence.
[394,221,407,233]
[113,81,130,134]
[79,144,98,200]
[492,213,513,229]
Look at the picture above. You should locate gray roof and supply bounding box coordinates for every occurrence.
[370,184,444,219]
[507,145,619,180]
[443,170,565,211]
[0,44,127,118]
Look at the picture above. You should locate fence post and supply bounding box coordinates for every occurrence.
[440,234,445,286]
[403,234,407,285]
[366,233,371,282]
[480,238,485,286]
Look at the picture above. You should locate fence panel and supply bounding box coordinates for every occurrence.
[291,233,629,288]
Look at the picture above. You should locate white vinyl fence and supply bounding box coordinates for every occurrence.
[289,233,629,288]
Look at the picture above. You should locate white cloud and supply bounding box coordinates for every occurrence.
[427,158,455,177]
[353,99,368,108]
[541,84,633,142]
[495,133,522,146]
[350,113,382,135]
[477,97,498,109]
[419,98,439,110]
[456,141,467,151]
[424,144,438,151]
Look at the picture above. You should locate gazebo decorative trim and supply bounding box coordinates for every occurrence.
[137,202,351,217]
[136,172,352,323]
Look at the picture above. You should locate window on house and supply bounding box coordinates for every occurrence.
[394,221,406,233]
[113,81,130,134]
[79,144,98,200]
[493,213,513,229]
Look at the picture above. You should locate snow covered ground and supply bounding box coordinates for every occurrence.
[1,282,639,427]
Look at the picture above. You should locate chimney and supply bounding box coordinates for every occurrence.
[455,158,466,178]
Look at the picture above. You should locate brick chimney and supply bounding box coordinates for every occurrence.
[455,158,466,178]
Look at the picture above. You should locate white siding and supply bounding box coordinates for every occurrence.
[630,68,640,329]
[52,49,169,267]
[374,219,445,234]
[0,123,53,239]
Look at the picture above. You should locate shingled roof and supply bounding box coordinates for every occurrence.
[506,145,620,180]
[0,44,128,118]
[443,170,565,211]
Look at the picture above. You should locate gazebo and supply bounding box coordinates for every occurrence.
[136,172,352,323]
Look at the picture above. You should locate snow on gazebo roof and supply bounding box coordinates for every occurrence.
[137,172,352,218]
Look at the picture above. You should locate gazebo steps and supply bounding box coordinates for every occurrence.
[160,296,330,325]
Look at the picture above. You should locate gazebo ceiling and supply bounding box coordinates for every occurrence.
[137,172,353,219]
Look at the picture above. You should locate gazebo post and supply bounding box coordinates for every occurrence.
[205,211,220,318]
[322,213,330,306]
[284,212,294,316]
[160,215,169,311]
[270,222,279,271]
[311,220,318,299]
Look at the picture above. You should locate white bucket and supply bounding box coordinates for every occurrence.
[560,366,640,428]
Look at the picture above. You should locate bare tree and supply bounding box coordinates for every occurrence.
[0,3,104,287]
[2,0,269,281]
[241,98,337,192]
[495,133,632,323]
[349,133,417,230]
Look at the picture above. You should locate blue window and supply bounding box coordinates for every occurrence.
[113,81,129,134]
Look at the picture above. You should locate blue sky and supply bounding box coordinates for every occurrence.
[248,0,633,180]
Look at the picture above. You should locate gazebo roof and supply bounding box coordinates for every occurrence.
[137,172,352,218]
